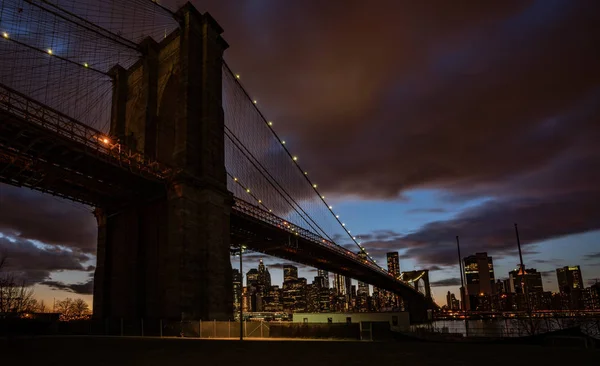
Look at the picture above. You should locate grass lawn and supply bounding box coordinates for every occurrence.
[1,336,598,366]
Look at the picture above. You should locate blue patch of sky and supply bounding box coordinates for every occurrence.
[330,189,493,236]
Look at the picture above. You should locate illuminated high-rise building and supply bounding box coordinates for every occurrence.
[258,259,266,284]
[463,252,496,310]
[387,252,401,279]
[357,281,369,296]
[317,269,330,288]
[345,276,353,300]
[306,284,320,312]
[264,268,271,288]
[246,268,259,287]
[232,269,242,312]
[356,251,369,304]
[313,276,326,288]
[556,266,583,293]
[257,259,271,295]
[263,285,283,312]
[356,281,369,312]
[333,273,346,295]
[241,287,251,313]
[282,277,307,312]
[508,266,543,294]
[283,265,298,283]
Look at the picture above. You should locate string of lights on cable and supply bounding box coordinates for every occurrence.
[223,64,386,273]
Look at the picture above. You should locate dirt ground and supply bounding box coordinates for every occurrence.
[1,336,598,366]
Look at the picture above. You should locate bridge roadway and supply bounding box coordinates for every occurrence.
[0,83,436,321]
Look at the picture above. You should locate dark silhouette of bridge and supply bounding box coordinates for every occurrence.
[0,1,436,322]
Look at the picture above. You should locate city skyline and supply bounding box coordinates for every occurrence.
[1,0,599,310]
[230,250,597,308]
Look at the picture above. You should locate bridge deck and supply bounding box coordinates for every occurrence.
[0,84,168,207]
[0,83,436,321]
[231,200,436,318]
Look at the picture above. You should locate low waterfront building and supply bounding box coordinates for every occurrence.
[291,312,410,331]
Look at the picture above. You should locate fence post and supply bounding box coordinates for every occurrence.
[160,319,163,338]
[244,320,247,337]
[120,318,123,336]
[141,318,144,337]
[359,321,363,340]
[214,319,216,338]
[229,320,231,338]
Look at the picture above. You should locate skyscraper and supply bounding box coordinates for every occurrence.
[345,276,352,300]
[264,267,272,288]
[246,268,259,287]
[262,285,283,312]
[463,252,496,310]
[313,276,326,288]
[508,266,543,294]
[446,291,460,310]
[333,273,346,295]
[357,281,369,296]
[317,269,329,288]
[357,280,369,312]
[258,259,266,285]
[387,252,401,279]
[232,269,242,312]
[556,266,583,293]
[356,251,369,300]
[282,277,307,312]
[283,265,298,283]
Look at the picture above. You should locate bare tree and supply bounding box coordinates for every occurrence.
[0,254,36,315]
[56,297,91,321]
[37,299,48,313]
[72,298,90,315]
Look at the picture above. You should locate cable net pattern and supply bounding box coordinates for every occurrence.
[0,0,382,269]
[0,0,177,131]
[223,66,359,251]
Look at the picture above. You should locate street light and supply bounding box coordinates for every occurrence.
[230,244,247,341]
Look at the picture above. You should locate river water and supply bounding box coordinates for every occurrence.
[413,318,600,338]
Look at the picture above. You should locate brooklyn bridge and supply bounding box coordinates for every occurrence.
[0,0,437,322]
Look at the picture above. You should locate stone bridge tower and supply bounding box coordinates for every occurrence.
[93,4,233,322]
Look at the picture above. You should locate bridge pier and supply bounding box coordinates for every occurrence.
[93,4,233,321]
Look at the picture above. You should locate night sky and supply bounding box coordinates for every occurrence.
[1,0,599,307]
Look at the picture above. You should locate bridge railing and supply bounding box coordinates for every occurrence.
[233,198,388,273]
[234,198,433,299]
[0,83,171,180]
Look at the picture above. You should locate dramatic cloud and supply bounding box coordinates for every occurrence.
[188,0,600,197]
[0,185,97,253]
[41,279,94,295]
[397,189,600,267]
[428,266,444,272]
[585,252,600,260]
[430,278,462,287]
[189,0,600,271]
[2,0,600,295]
[408,208,448,214]
[0,235,90,285]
